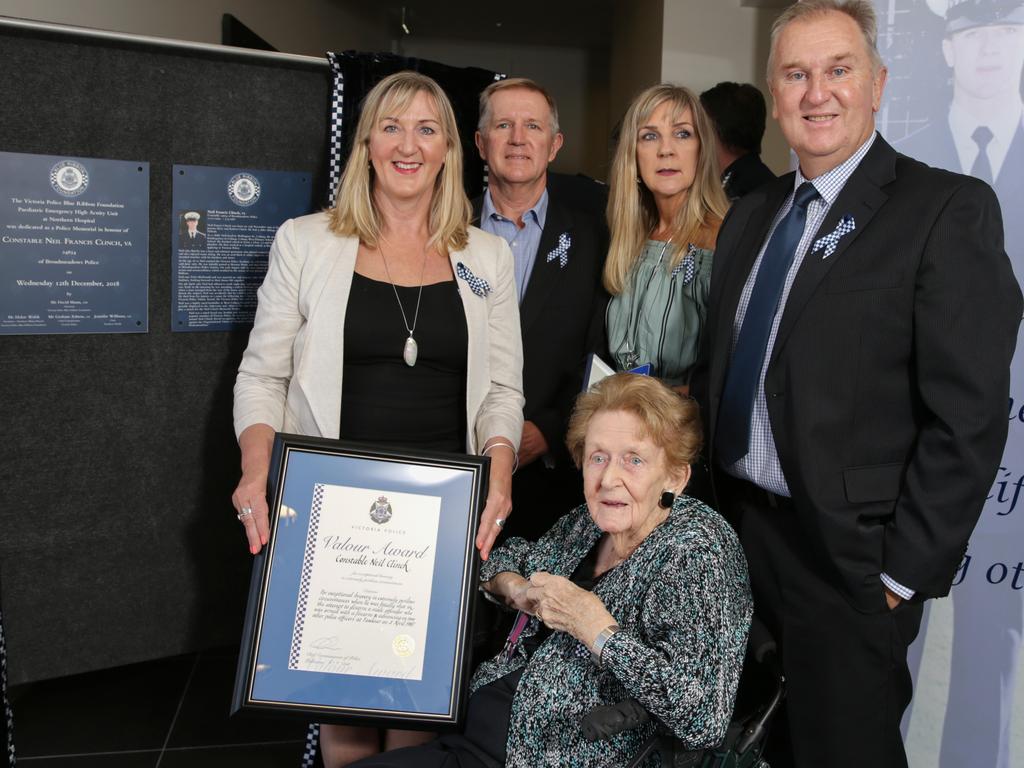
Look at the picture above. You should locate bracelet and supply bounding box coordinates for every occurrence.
[482,439,519,473]
[478,584,513,610]
[591,624,621,668]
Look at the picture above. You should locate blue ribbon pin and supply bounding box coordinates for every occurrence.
[812,215,856,259]
[546,232,572,268]
[670,243,699,284]
[456,262,491,297]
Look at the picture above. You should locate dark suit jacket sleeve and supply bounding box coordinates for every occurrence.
[886,180,1021,597]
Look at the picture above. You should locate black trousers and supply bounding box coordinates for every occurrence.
[720,478,924,768]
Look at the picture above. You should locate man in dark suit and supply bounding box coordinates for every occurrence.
[700,81,777,200]
[696,1,1022,766]
[473,77,608,541]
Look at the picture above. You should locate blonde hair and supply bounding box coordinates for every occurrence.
[478,77,560,134]
[604,84,729,295]
[767,0,883,80]
[566,373,702,472]
[328,71,471,252]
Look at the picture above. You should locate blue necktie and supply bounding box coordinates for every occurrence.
[716,181,819,467]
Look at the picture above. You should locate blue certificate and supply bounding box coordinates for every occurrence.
[233,435,486,728]
[0,151,149,335]
[171,164,313,332]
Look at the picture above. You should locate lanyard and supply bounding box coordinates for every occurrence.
[498,610,532,663]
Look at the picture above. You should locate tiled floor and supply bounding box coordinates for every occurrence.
[8,647,308,767]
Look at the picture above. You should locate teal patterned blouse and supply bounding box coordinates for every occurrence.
[472,495,752,767]
[605,241,714,386]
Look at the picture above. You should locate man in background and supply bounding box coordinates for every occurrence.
[700,81,777,200]
[474,77,608,541]
[900,0,1024,258]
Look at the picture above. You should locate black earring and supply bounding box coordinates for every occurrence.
[659,490,675,509]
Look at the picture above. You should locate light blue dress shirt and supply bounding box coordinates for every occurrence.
[479,188,548,303]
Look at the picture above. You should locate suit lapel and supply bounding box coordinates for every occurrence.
[520,197,572,334]
[770,137,896,362]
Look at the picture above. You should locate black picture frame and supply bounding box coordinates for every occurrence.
[232,433,488,729]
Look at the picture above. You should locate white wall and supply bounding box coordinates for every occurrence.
[0,0,391,55]
[660,0,790,173]
[609,0,665,131]
[397,37,611,179]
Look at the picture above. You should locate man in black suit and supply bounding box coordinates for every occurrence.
[700,81,777,200]
[696,1,1021,766]
[473,77,608,541]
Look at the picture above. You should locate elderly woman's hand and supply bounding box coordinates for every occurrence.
[527,572,617,649]
[482,572,536,613]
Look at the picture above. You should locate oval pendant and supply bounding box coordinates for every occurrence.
[403,336,418,367]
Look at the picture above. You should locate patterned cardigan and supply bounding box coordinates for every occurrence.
[471,495,752,767]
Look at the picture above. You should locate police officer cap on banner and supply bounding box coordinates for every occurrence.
[938,0,1024,34]
[184,211,201,221]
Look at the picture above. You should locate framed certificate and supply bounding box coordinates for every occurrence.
[232,434,488,729]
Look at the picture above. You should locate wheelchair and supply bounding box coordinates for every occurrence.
[581,617,783,768]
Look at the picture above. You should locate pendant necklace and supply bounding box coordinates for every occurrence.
[378,237,430,367]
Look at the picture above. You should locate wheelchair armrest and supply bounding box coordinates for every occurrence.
[748,615,777,665]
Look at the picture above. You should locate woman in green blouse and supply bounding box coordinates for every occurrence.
[605,84,729,392]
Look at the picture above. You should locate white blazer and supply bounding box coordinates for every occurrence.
[233,213,524,453]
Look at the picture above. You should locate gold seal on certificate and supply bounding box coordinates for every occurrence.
[392,634,415,658]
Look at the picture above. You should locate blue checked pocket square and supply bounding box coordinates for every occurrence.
[456,262,491,297]
[546,232,572,268]
[812,215,856,259]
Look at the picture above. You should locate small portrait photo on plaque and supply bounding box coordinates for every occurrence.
[178,209,208,250]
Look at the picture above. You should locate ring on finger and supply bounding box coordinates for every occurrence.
[495,517,506,529]
[237,505,254,522]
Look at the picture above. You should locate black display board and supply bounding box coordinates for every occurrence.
[0,22,330,684]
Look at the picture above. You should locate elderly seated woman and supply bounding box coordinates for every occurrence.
[349,373,752,768]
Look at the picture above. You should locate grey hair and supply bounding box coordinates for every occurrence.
[766,0,884,80]
[477,77,561,135]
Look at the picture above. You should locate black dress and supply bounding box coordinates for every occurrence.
[340,272,468,452]
[304,273,470,768]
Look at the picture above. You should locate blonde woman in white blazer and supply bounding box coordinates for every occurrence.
[230,72,524,766]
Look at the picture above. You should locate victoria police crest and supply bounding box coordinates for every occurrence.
[49,160,89,198]
[227,172,261,206]
[369,495,393,525]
